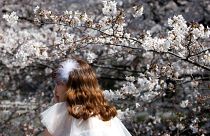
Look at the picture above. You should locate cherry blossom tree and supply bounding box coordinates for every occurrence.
[0,0,210,135]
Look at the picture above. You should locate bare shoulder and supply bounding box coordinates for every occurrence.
[43,129,52,136]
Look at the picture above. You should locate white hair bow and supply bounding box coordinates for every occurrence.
[57,59,79,82]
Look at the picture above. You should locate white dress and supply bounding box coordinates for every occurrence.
[40,102,132,136]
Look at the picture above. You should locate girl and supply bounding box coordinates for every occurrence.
[40,58,132,136]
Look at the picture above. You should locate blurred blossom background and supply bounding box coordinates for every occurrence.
[0,0,210,135]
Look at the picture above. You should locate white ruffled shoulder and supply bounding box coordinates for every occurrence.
[40,102,132,136]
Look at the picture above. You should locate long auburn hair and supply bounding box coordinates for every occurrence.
[60,58,117,121]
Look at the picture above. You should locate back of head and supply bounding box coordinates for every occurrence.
[56,58,117,121]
